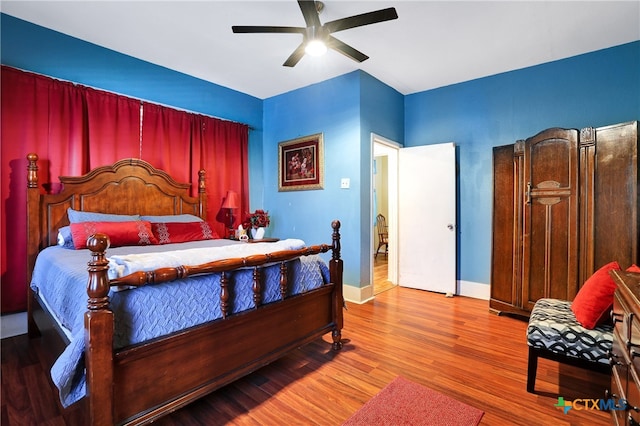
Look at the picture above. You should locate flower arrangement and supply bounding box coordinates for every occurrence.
[244,209,270,229]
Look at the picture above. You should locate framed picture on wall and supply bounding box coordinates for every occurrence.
[278,133,324,191]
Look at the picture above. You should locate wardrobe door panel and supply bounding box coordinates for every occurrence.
[490,144,519,313]
[527,199,573,301]
[592,122,639,271]
[522,128,579,311]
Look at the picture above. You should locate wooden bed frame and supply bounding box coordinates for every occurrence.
[25,153,344,426]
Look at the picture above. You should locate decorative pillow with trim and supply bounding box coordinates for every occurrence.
[571,261,621,329]
[152,222,219,244]
[70,221,158,249]
[68,208,140,223]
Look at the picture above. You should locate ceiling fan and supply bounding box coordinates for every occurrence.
[232,1,398,67]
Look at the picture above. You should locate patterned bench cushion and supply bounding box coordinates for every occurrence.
[527,298,613,365]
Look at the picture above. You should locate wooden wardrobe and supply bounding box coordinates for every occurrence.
[490,121,639,317]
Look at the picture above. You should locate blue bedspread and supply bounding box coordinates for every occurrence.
[30,239,330,407]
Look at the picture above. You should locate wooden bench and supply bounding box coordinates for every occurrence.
[526,298,612,392]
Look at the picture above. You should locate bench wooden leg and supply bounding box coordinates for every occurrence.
[527,346,538,393]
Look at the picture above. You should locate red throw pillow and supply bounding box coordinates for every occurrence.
[627,264,640,273]
[70,221,158,249]
[152,222,220,244]
[571,261,621,329]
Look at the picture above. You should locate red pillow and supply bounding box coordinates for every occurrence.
[571,261,621,329]
[70,221,158,249]
[627,264,640,273]
[152,222,220,244]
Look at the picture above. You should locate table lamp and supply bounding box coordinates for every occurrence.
[221,190,240,238]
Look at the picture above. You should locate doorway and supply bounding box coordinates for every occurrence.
[372,135,399,294]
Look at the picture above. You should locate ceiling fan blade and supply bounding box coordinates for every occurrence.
[324,8,398,33]
[298,0,321,28]
[283,43,307,67]
[326,36,369,63]
[232,26,305,34]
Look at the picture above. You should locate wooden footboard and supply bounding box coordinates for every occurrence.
[86,223,343,425]
[114,284,339,424]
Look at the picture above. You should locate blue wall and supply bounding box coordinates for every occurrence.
[3,12,638,292]
[263,73,360,283]
[262,71,403,286]
[262,71,404,286]
[405,41,640,285]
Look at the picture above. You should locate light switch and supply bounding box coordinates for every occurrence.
[340,178,350,189]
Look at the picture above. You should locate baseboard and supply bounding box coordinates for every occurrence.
[1,311,27,339]
[457,280,490,300]
[344,280,489,304]
[343,284,375,304]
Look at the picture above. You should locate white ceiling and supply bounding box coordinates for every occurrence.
[2,1,639,99]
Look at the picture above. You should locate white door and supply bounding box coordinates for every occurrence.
[398,143,456,294]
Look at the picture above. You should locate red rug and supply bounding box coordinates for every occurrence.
[343,377,484,426]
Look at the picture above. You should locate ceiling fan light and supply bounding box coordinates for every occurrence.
[305,39,327,57]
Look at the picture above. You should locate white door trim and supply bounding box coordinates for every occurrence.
[371,133,401,285]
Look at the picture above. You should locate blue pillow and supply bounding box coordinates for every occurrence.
[140,214,203,223]
[57,226,75,249]
[67,208,140,223]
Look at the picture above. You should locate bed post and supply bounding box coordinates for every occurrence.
[26,153,41,337]
[330,220,343,350]
[85,234,115,426]
[198,169,207,220]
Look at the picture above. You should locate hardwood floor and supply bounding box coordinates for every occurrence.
[373,256,395,295]
[2,288,610,425]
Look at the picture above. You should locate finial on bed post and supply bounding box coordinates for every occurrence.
[27,153,39,188]
[86,234,111,310]
[198,169,206,193]
[331,220,341,261]
[198,169,207,220]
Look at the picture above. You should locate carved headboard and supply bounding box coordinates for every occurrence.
[26,153,206,282]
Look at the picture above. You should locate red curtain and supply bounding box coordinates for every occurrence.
[1,67,87,313]
[84,87,141,166]
[0,66,249,313]
[141,103,194,185]
[142,104,250,238]
[198,114,250,234]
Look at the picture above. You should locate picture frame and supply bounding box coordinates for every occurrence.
[278,133,324,191]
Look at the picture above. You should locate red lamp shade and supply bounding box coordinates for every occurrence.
[222,190,240,210]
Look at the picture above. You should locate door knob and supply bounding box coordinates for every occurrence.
[447,224,454,230]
